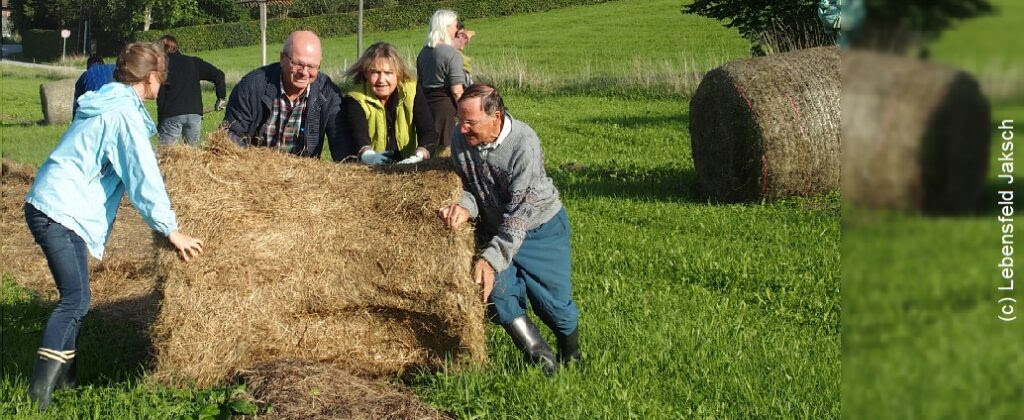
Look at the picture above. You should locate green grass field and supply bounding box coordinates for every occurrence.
[3,0,1018,417]
[1,1,840,417]
[190,0,749,96]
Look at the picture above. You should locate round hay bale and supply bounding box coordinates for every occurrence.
[240,358,450,419]
[149,132,486,387]
[841,50,991,213]
[689,46,840,202]
[39,78,77,125]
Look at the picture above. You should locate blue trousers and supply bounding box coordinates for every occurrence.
[488,208,579,336]
[24,203,91,351]
[158,114,202,146]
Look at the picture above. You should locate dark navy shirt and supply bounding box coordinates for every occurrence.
[73,64,115,116]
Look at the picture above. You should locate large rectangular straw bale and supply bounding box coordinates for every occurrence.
[149,135,486,387]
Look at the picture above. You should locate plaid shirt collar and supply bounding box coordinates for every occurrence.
[261,80,310,153]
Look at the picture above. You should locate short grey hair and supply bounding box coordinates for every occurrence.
[458,83,507,117]
[283,33,295,56]
[425,9,458,48]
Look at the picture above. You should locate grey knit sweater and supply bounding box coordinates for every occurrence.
[451,116,563,271]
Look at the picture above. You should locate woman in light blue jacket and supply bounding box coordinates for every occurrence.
[23,42,204,410]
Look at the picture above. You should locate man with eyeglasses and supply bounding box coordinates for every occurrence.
[223,31,352,160]
[437,83,581,375]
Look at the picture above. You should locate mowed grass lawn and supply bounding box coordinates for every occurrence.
[2,0,840,418]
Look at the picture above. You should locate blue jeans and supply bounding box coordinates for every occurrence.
[489,208,579,336]
[158,114,202,146]
[24,203,91,351]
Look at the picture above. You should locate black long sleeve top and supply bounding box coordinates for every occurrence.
[157,52,226,121]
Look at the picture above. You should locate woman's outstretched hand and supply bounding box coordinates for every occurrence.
[168,230,204,262]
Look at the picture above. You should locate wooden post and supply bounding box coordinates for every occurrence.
[260,0,268,65]
[83,20,89,55]
[357,0,364,59]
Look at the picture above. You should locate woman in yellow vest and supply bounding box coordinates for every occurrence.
[342,42,438,165]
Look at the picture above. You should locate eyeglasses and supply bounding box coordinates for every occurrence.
[457,114,496,128]
[284,53,320,72]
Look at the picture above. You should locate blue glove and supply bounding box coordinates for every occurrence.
[397,154,424,165]
[361,150,393,165]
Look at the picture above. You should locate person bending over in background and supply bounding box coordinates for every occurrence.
[223,31,350,160]
[452,20,476,87]
[24,42,204,411]
[417,9,467,157]
[341,42,438,165]
[156,35,227,146]
[72,54,115,116]
[438,84,580,374]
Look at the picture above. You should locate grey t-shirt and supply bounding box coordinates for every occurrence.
[416,44,467,89]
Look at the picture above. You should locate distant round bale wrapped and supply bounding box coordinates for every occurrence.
[689,46,840,202]
[842,51,991,213]
[149,134,485,387]
[39,78,77,125]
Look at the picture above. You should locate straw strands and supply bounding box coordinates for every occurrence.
[148,133,486,387]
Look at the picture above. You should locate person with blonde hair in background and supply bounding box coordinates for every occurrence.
[416,9,467,156]
[342,42,438,165]
[24,42,205,410]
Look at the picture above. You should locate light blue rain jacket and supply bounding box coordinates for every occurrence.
[26,82,178,259]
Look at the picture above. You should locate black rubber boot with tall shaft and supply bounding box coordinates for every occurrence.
[557,328,580,365]
[27,352,64,410]
[503,316,559,375]
[56,355,77,389]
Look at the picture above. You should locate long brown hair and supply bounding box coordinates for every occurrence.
[114,42,166,85]
[344,42,412,85]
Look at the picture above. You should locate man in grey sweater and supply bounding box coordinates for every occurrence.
[438,83,580,374]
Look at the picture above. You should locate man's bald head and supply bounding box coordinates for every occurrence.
[282,31,322,58]
[279,31,323,96]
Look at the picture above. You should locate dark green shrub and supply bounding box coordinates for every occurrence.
[21,29,65,62]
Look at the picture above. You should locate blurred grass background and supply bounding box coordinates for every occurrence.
[842,0,1024,417]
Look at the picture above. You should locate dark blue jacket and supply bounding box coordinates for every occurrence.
[223,64,352,160]
[73,64,115,116]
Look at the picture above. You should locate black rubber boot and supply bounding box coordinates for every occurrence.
[27,352,64,410]
[56,355,77,389]
[556,328,580,366]
[503,316,559,375]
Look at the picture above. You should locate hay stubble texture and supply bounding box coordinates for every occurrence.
[2,160,159,328]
